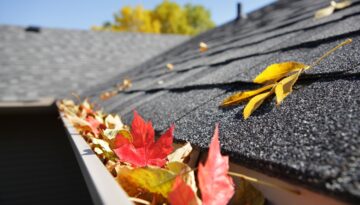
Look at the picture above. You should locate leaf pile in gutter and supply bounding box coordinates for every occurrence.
[59,100,265,205]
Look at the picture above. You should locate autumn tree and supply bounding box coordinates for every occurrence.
[93,0,215,35]
[184,4,215,35]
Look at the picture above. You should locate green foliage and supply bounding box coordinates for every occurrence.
[92,0,215,35]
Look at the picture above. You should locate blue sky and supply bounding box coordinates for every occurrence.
[0,0,275,30]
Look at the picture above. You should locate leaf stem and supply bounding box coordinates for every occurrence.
[228,171,301,195]
[310,38,352,69]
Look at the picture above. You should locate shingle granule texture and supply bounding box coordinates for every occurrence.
[0,25,188,101]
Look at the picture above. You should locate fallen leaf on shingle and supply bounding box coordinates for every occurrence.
[221,84,274,107]
[253,62,307,84]
[243,91,273,120]
[275,71,301,105]
[220,39,352,119]
[199,42,208,52]
[315,0,352,19]
[100,90,117,101]
[116,78,132,91]
[167,63,174,71]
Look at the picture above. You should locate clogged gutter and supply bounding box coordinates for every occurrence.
[58,99,264,205]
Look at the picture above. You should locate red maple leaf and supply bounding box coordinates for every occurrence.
[113,111,174,167]
[198,124,234,205]
[168,176,198,205]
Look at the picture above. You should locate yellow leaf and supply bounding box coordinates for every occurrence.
[314,5,335,19]
[253,62,308,84]
[243,91,273,120]
[167,142,193,162]
[275,71,301,105]
[332,0,352,9]
[117,166,176,198]
[221,84,274,107]
[314,0,351,19]
[199,42,208,52]
[117,162,195,199]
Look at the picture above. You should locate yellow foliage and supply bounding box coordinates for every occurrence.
[113,6,161,33]
[93,0,215,35]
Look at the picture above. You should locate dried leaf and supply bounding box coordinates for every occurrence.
[104,114,124,130]
[221,84,274,107]
[114,111,174,167]
[243,91,273,120]
[275,71,301,105]
[167,63,174,71]
[91,137,113,153]
[229,179,265,205]
[167,142,193,162]
[315,0,351,19]
[314,5,335,19]
[117,78,132,91]
[100,90,117,101]
[198,124,234,205]
[332,0,352,9]
[253,62,307,84]
[85,116,104,136]
[199,42,208,52]
[66,114,91,128]
[168,176,198,205]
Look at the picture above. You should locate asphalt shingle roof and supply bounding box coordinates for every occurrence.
[85,0,360,203]
[0,25,188,101]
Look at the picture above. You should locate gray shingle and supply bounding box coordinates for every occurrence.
[0,25,189,101]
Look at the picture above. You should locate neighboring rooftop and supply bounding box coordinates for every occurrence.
[0,25,188,101]
[84,0,360,203]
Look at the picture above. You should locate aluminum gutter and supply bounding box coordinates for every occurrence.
[60,113,133,205]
